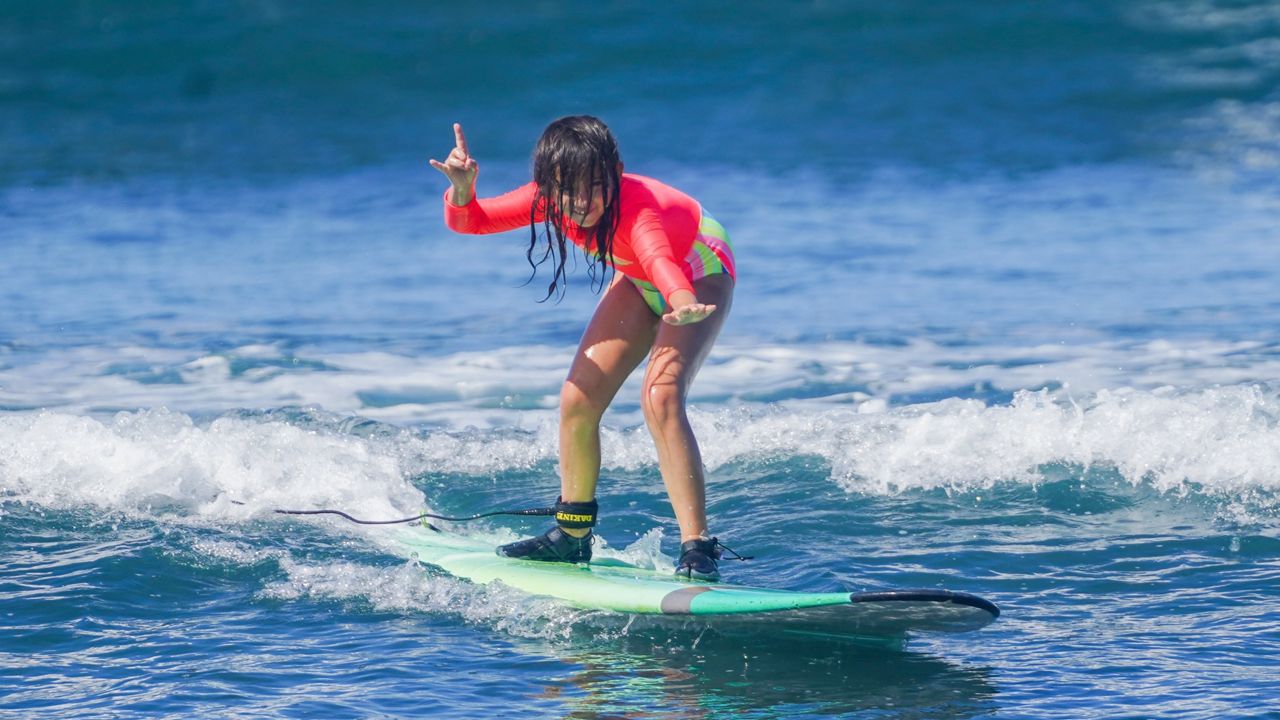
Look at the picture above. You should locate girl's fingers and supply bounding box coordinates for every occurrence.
[453,123,469,156]
[430,124,473,179]
[448,148,477,170]
[662,304,717,325]
[430,151,476,175]
[429,158,465,177]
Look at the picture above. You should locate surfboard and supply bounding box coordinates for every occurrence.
[387,525,1000,642]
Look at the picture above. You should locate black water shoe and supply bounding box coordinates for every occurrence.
[497,526,593,563]
[675,537,722,581]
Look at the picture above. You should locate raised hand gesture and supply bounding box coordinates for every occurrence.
[429,123,479,205]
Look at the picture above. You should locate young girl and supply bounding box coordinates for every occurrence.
[430,116,736,580]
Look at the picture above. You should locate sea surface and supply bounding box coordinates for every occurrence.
[3,2,1280,718]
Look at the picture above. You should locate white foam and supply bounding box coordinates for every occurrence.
[383,384,1280,505]
[680,384,1280,497]
[2,356,1279,522]
[261,555,607,640]
[0,408,424,520]
[593,527,672,571]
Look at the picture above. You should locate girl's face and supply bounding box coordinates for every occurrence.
[557,178,607,228]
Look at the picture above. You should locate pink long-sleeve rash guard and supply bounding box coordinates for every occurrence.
[443,173,700,305]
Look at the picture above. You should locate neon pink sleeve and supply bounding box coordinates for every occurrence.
[443,182,541,234]
[627,205,695,304]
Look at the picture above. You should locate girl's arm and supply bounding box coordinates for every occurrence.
[628,206,717,326]
[444,182,539,235]
[430,122,539,234]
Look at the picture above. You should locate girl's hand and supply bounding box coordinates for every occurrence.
[662,302,718,326]
[429,123,479,205]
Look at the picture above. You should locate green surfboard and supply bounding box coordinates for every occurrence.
[388,526,1000,641]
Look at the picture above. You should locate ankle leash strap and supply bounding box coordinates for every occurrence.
[554,497,598,529]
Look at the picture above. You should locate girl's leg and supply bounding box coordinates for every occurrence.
[641,274,734,542]
[497,275,657,560]
[558,274,659,513]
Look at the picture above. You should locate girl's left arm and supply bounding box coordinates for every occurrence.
[629,208,717,326]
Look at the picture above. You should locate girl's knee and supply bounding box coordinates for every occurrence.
[641,381,685,428]
[560,380,605,423]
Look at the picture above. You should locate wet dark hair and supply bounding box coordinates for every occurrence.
[528,115,622,301]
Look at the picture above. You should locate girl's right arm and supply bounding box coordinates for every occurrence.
[429,123,478,206]
[430,122,538,234]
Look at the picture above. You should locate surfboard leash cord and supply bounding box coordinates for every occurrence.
[229,501,753,561]
[228,499,555,527]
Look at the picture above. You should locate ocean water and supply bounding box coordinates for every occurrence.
[3,2,1280,718]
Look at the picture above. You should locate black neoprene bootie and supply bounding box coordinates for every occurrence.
[675,537,722,581]
[496,498,597,563]
[497,525,592,562]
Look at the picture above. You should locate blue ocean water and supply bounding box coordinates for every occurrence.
[3,2,1280,718]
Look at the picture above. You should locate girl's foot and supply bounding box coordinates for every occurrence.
[497,526,593,563]
[675,537,722,581]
